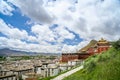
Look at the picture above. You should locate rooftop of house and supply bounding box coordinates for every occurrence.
[97,38,109,44]
[78,38,110,53]
[78,40,97,53]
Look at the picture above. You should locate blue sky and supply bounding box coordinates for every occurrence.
[0,0,120,53]
[0,8,31,31]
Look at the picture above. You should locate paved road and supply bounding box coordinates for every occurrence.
[51,65,83,80]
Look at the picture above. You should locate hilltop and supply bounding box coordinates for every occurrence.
[63,39,120,80]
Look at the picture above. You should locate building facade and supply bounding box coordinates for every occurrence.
[62,38,111,62]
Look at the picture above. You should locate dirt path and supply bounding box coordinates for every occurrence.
[51,65,83,80]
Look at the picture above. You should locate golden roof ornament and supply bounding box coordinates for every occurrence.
[98,38,108,44]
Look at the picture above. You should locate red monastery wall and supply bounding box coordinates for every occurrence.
[62,53,79,62]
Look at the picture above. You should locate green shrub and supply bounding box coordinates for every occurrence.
[112,39,120,50]
[84,57,97,73]
[0,56,6,61]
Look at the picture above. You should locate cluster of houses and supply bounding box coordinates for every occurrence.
[0,59,83,80]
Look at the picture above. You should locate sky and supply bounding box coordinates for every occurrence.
[0,0,120,53]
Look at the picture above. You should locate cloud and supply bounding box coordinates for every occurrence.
[0,19,28,40]
[45,0,120,41]
[0,37,26,50]
[53,25,75,43]
[62,44,78,53]
[0,18,76,53]
[0,36,62,53]
[0,0,14,16]
[31,24,56,43]
[8,0,54,24]
[31,24,75,43]
[61,40,90,53]
[0,18,38,42]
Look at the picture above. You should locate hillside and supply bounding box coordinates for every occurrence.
[63,40,120,80]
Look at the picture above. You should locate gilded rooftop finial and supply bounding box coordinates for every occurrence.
[98,38,108,43]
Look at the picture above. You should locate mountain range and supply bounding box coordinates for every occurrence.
[0,48,60,56]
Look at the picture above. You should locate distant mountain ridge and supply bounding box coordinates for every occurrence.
[0,48,60,56]
[0,48,33,56]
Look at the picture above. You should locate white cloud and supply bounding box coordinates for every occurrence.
[61,40,90,53]
[31,24,55,43]
[0,19,28,40]
[0,0,14,16]
[0,36,62,53]
[0,37,26,50]
[53,25,75,43]
[62,44,77,53]
[8,0,54,24]
[0,18,41,43]
[31,24,75,44]
[27,36,37,42]
[45,0,120,41]
[0,18,76,53]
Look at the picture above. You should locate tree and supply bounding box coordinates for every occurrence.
[113,39,120,50]
[0,56,6,61]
